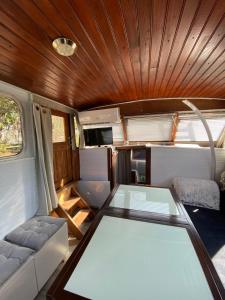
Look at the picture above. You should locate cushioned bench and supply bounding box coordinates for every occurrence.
[0,216,69,300]
[5,216,66,251]
[173,177,220,210]
[0,240,38,300]
[0,240,34,286]
[5,215,68,291]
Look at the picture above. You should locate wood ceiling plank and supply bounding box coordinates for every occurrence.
[186,50,225,95]
[0,64,68,104]
[69,0,126,97]
[164,0,218,96]
[135,0,152,99]
[0,27,97,103]
[0,53,79,101]
[1,0,225,111]
[0,37,82,96]
[48,0,117,100]
[175,36,225,97]
[84,0,133,99]
[192,65,224,93]
[103,0,138,99]
[170,0,225,97]
[118,0,144,99]
[0,0,101,99]
[91,0,134,99]
[152,0,185,98]
[148,0,169,97]
[32,0,115,98]
[197,72,225,97]
[159,0,201,95]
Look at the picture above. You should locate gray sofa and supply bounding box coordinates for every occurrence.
[0,216,68,300]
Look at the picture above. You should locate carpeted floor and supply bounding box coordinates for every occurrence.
[185,205,225,287]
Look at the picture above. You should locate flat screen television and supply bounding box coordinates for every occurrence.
[84,127,113,146]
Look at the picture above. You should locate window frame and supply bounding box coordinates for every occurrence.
[0,93,25,161]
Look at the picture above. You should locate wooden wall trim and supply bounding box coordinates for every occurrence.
[121,117,128,144]
[72,149,80,182]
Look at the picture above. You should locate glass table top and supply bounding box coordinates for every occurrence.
[109,184,180,215]
[65,216,213,300]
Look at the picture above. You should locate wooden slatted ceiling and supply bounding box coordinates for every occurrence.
[1,0,225,112]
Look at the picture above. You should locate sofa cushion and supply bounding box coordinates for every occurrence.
[5,216,66,251]
[0,240,34,286]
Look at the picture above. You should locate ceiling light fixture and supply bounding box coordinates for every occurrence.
[52,37,77,57]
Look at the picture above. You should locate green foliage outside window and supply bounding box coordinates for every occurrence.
[0,96,23,157]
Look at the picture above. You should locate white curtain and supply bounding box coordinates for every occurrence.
[33,103,58,214]
[75,112,85,148]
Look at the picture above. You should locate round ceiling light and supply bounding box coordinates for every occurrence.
[52,37,77,57]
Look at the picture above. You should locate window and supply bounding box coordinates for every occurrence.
[0,96,23,158]
[175,115,225,142]
[126,116,173,141]
[52,115,66,143]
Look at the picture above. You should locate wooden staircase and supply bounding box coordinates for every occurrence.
[55,183,95,239]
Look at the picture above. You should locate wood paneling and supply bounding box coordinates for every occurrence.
[117,98,225,116]
[52,110,73,189]
[1,0,225,112]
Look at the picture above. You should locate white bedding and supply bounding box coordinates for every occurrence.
[173,177,220,210]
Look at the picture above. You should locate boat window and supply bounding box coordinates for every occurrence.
[126,116,173,142]
[52,115,66,143]
[175,116,225,142]
[0,96,23,158]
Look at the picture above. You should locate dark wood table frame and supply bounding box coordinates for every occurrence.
[48,185,225,300]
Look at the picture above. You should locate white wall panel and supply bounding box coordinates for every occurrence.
[151,146,211,187]
[151,146,225,187]
[80,148,109,181]
[0,158,38,238]
[76,180,110,208]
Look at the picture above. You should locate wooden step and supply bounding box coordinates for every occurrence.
[55,205,83,240]
[57,182,79,203]
[55,182,96,240]
[73,209,91,226]
[61,197,81,215]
